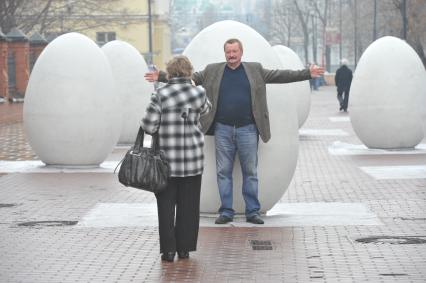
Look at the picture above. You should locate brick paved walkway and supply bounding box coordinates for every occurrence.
[0,102,37,161]
[0,86,425,282]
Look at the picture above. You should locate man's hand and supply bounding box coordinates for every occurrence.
[309,65,325,78]
[144,70,159,82]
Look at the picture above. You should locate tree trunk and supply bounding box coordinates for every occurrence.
[293,0,310,63]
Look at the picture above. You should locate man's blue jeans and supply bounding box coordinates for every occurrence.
[214,122,260,218]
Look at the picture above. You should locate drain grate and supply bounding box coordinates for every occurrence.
[356,236,426,245]
[380,273,408,277]
[17,221,78,227]
[0,204,17,208]
[249,240,273,250]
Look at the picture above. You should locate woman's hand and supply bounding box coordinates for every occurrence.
[144,70,160,82]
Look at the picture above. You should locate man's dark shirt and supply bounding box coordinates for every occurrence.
[215,64,254,127]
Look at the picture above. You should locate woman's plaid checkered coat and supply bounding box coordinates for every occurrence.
[141,78,212,177]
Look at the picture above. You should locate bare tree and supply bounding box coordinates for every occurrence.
[409,0,426,67]
[270,0,295,48]
[293,0,312,64]
[268,0,425,71]
[392,0,426,67]
[0,0,30,33]
[1,0,142,36]
[392,0,408,38]
[197,3,220,30]
[346,0,359,65]
[311,0,330,69]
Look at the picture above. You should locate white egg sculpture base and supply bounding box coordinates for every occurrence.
[349,36,425,149]
[102,40,154,144]
[23,33,122,166]
[184,21,299,214]
[273,45,311,128]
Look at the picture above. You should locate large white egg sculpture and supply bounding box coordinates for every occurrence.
[422,89,426,137]
[184,20,299,213]
[24,33,122,166]
[102,40,153,144]
[349,36,425,149]
[273,45,311,128]
[423,107,426,138]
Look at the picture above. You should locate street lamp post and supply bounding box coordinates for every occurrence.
[312,12,317,65]
[402,0,407,40]
[373,0,377,41]
[147,0,153,64]
[354,0,358,67]
[339,0,342,63]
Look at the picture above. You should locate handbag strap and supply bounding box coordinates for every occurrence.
[133,127,161,153]
[151,132,160,152]
[136,98,162,153]
[133,127,145,153]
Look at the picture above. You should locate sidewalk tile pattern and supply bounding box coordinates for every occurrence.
[1,87,425,282]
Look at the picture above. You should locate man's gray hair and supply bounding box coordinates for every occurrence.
[223,38,243,52]
[341,58,348,65]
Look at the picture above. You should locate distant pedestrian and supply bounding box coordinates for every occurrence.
[141,55,211,262]
[307,62,315,92]
[334,58,353,112]
[313,62,321,90]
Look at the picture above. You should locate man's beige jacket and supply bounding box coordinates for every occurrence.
[160,62,311,143]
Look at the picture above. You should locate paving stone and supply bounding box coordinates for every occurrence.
[0,87,425,282]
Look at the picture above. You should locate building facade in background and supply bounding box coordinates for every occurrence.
[68,0,172,69]
[0,0,172,101]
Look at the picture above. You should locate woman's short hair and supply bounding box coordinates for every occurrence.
[223,38,243,52]
[166,55,193,79]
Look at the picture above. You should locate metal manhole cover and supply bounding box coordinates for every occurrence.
[17,221,78,227]
[0,204,17,208]
[356,236,426,245]
[249,240,273,250]
[395,217,426,221]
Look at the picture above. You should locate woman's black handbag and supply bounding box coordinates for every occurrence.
[117,127,170,193]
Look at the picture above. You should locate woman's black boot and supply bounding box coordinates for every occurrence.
[161,252,175,262]
[177,251,189,259]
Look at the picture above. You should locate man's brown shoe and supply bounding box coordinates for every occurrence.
[215,215,233,224]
